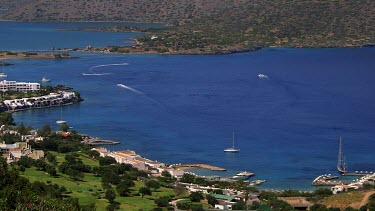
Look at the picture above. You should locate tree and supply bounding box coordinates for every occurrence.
[191,204,204,211]
[232,200,246,210]
[161,170,172,178]
[46,165,57,176]
[310,204,328,211]
[0,112,15,126]
[206,194,217,207]
[116,181,131,196]
[37,124,52,137]
[138,187,152,198]
[176,201,191,210]
[106,202,120,211]
[180,173,195,183]
[174,184,186,196]
[60,123,69,132]
[66,168,84,180]
[145,180,160,191]
[154,196,170,207]
[16,123,30,135]
[87,150,100,159]
[46,152,56,164]
[105,189,116,203]
[189,192,204,202]
[99,156,117,166]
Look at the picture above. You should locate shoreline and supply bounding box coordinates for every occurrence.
[76,44,375,56]
[0,92,83,113]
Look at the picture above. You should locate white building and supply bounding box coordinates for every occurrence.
[0,80,40,92]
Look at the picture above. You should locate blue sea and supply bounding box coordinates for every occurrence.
[1,22,375,190]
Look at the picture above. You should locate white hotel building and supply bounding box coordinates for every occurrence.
[0,80,40,92]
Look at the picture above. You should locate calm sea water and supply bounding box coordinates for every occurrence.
[2,22,375,190]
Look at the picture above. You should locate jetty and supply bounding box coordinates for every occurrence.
[175,164,226,171]
[81,137,120,145]
[312,174,345,186]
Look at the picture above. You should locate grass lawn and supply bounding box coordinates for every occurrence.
[21,152,181,210]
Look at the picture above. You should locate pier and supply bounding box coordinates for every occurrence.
[81,137,120,145]
[175,164,226,171]
[312,174,346,186]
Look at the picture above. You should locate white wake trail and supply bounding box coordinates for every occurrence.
[82,73,113,76]
[116,84,144,95]
[89,63,129,71]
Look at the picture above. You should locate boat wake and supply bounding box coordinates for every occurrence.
[116,83,143,95]
[89,63,129,71]
[258,74,270,79]
[82,73,112,76]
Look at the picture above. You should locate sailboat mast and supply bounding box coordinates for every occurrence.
[338,137,342,167]
[232,132,235,148]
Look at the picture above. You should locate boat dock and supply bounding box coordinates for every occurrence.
[175,164,226,171]
[312,174,346,186]
[81,137,120,145]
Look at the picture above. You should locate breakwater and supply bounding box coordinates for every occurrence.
[0,91,82,112]
[174,164,226,171]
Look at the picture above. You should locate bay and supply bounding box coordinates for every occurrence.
[1,22,375,190]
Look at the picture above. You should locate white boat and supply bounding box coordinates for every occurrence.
[258,74,269,79]
[236,171,254,177]
[42,76,51,82]
[56,120,66,124]
[56,107,66,124]
[0,67,7,78]
[224,132,240,153]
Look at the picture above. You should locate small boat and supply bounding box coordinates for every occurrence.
[56,120,66,124]
[224,132,240,153]
[0,67,7,78]
[42,76,51,82]
[56,107,66,124]
[236,171,254,177]
[258,74,269,79]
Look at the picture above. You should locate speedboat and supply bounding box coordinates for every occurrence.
[42,76,51,82]
[258,74,269,79]
[0,72,7,78]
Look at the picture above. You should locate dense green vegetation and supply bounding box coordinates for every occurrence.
[1,115,375,210]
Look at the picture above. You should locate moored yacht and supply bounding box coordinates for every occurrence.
[224,132,240,153]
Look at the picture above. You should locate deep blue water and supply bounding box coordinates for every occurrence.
[2,22,375,190]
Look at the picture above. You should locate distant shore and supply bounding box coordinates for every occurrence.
[0,51,79,60]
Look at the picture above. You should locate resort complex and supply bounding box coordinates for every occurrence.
[0,80,40,92]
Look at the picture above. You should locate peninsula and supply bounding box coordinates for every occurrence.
[1,0,374,55]
[0,51,78,60]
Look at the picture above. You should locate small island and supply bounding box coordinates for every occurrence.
[0,61,13,66]
[0,51,78,60]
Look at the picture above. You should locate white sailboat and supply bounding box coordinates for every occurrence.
[224,132,240,153]
[56,107,66,124]
[0,66,7,78]
[337,137,347,174]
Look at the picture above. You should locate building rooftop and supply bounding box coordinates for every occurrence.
[211,194,236,202]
